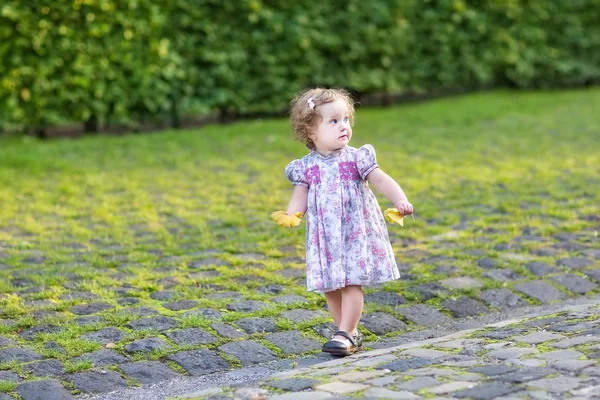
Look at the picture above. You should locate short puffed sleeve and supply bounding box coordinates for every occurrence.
[355,144,379,180]
[285,159,309,187]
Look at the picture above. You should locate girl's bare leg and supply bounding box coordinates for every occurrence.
[324,289,342,329]
[337,285,363,337]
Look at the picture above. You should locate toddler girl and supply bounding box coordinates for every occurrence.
[273,87,413,356]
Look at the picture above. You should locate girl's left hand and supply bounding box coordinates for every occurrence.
[271,211,303,227]
[394,200,413,216]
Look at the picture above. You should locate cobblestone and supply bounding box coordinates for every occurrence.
[479,288,528,310]
[526,376,583,392]
[442,297,490,318]
[2,238,600,400]
[360,312,408,335]
[71,349,129,367]
[551,335,600,348]
[16,380,74,400]
[118,361,180,384]
[395,304,451,326]
[265,378,319,391]
[218,340,277,366]
[396,376,440,390]
[494,368,555,383]
[81,327,126,344]
[514,281,566,303]
[513,331,565,344]
[160,301,600,400]
[315,381,369,394]
[67,370,128,394]
[167,349,230,376]
[362,387,419,399]
[264,331,322,355]
[453,382,519,399]
[428,381,476,394]
[487,347,539,359]
[124,337,172,353]
[336,370,388,381]
[535,349,584,360]
[550,359,595,371]
[399,348,448,358]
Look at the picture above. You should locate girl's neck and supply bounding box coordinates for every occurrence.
[313,145,345,157]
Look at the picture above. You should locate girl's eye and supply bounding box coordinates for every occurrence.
[343,117,349,122]
[331,119,337,124]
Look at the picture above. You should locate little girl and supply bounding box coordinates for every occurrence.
[272,87,413,356]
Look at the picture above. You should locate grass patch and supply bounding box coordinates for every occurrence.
[63,360,93,374]
[0,381,17,393]
[46,337,102,358]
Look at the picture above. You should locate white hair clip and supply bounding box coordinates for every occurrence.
[307,97,316,110]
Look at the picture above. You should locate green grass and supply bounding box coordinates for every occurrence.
[63,360,93,374]
[0,381,18,393]
[0,88,599,387]
[1,89,597,245]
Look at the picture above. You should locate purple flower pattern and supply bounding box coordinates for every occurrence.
[305,165,321,185]
[339,161,360,181]
[285,145,400,293]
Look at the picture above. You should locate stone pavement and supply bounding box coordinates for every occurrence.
[169,301,600,400]
[1,229,599,399]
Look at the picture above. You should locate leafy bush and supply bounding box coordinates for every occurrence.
[1,0,598,133]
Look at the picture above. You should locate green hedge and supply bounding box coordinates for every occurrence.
[1,0,599,134]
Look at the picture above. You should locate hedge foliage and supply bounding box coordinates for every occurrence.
[1,0,599,133]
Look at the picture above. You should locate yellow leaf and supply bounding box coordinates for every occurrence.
[271,211,303,228]
[384,208,404,226]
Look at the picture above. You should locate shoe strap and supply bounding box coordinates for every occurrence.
[334,330,357,346]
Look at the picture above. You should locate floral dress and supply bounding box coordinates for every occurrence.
[285,144,400,293]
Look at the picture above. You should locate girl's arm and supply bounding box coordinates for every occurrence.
[366,168,413,215]
[286,185,309,215]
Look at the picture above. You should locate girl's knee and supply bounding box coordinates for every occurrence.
[343,285,363,292]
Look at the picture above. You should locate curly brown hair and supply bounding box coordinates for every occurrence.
[289,87,355,149]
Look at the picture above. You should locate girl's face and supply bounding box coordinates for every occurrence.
[308,98,352,155]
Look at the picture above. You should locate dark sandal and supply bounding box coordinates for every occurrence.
[322,330,361,356]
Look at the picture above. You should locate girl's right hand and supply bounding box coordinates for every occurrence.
[394,200,413,216]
